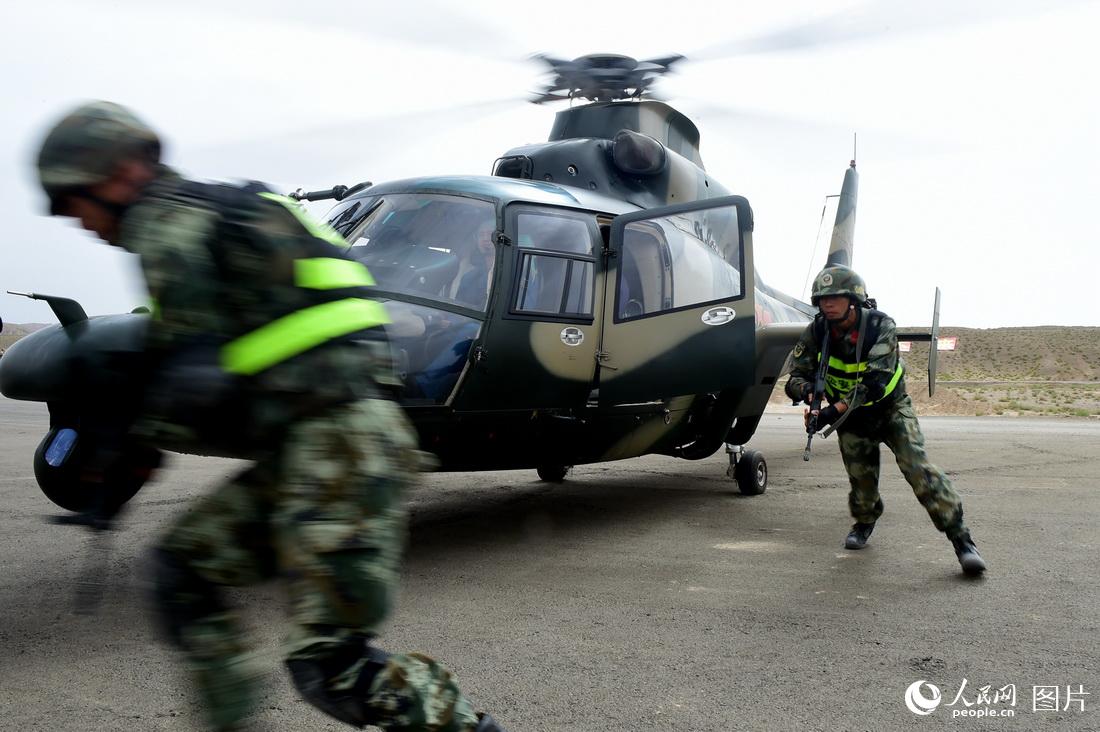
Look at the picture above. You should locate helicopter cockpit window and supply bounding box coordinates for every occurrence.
[330,194,497,311]
[515,213,593,255]
[617,206,742,321]
[510,211,597,318]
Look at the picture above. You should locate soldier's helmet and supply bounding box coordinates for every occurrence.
[36,101,161,215]
[810,265,867,306]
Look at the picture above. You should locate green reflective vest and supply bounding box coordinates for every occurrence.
[220,194,389,376]
[819,353,904,405]
[159,183,390,377]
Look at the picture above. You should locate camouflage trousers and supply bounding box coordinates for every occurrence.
[153,398,479,731]
[836,395,968,537]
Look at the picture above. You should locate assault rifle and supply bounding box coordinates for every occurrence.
[802,321,831,461]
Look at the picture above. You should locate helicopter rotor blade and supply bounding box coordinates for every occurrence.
[133,0,534,63]
[187,96,527,186]
[672,95,953,155]
[691,0,1087,61]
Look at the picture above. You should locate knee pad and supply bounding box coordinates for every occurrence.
[150,548,226,648]
[286,641,389,728]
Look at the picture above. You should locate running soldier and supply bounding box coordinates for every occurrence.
[35,101,507,731]
[786,265,986,576]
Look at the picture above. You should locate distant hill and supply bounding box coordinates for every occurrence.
[901,326,1100,382]
[1,323,49,352]
[3,324,27,352]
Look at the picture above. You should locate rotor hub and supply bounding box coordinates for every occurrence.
[530,53,684,104]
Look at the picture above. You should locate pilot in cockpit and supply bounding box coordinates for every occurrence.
[453,223,496,310]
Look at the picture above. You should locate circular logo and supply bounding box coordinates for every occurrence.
[904,680,942,716]
[560,327,584,346]
[701,307,735,326]
[821,273,834,286]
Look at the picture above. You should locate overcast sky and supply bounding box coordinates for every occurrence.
[2,0,1098,328]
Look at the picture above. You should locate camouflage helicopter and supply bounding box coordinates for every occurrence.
[0,52,937,515]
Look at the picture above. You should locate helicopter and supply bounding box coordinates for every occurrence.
[0,52,940,515]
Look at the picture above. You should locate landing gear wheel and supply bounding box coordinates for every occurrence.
[734,450,767,495]
[536,464,571,483]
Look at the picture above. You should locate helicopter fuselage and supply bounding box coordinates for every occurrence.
[319,172,811,471]
[1,97,839,510]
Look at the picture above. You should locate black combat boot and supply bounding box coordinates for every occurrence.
[844,522,875,550]
[951,533,987,576]
[474,713,508,731]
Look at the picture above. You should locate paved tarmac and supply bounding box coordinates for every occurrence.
[1,396,1097,731]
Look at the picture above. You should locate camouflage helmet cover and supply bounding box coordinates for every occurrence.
[36,101,161,213]
[811,265,867,305]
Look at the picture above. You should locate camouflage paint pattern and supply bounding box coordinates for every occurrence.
[92,158,479,729]
[11,98,838,486]
[785,309,905,412]
[825,161,859,268]
[787,301,969,538]
[116,170,387,453]
[809,264,867,306]
[159,398,479,731]
[837,395,967,537]
[35,101,160,207]
[499,101,727,213]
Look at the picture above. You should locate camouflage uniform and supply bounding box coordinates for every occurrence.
[121,174,484,731]
[36,102,491,731]
[785,305,968,539]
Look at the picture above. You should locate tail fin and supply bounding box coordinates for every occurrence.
[825,159,858,267]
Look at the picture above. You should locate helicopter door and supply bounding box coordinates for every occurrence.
[598,195,756,405]
[451,205,603,410]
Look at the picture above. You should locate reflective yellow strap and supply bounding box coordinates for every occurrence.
[857,363,905,405]
[294,257,375,289]
[821,358,904,405]
[827,355,866,373]
[257,192,348,249]
[220,298,390,376]
[879,362,904,400]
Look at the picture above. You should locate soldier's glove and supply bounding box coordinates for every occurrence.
[788,382,813,406]
[816,405,841,428]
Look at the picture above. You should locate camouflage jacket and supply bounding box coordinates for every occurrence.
[117,168,390,453]
[785,309,907,424]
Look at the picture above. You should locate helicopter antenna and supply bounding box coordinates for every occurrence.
[853,132,857,165]
[801,195,839,301]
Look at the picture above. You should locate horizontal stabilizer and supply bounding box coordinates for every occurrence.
[896,288,942,397]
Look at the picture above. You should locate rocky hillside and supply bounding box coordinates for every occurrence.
[1,323,35,352]
[903,326,1100,382]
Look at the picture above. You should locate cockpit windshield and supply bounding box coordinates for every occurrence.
[327,194,497,311]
